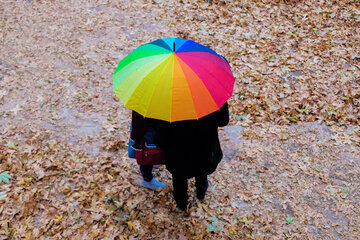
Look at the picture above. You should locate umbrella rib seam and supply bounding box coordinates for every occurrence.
[176,57,212,120]
[176,54,234,108]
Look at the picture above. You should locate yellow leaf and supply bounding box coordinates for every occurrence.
[228,225,237,235]
[60,184,72,194]
[18,177,33,185]
[53,215,63,223]
[127,221,139,231]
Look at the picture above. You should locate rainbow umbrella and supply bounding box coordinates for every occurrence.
[113,38,235,122]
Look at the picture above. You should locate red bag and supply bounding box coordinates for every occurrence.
[135,143,165,165]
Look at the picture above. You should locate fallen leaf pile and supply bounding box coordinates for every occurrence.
[0,0,359,239]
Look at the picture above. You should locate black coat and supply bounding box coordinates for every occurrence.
[156,102,229,178]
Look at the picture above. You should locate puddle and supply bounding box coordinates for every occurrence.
[323,209,349,240]
[220,122,333,162]
[306,225,321,236]
[323,209,349,226]
[1,6,168,158]
[59,108,105,139]
[220,126,246,161]
[54,59,75,73]
[220,122,358,165]
[39,107,106,156]
[280,70,303,85]
[289,122,334,139]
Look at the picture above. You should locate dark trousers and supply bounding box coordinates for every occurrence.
[140,165,153,182]
[172,174,208,209]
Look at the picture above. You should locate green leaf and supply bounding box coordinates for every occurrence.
[286,31,297,37]
[286,217,294,223]
[206,223,215,232]
[0,171,11,184]
[327,121,335,126]
[266,56,275,62]
[211,216,218,225]
[207,216,223,232]
[0,191,7,200]
[7,141,18,150]
[45,183,54,190]
[109,204,119,211]
[105,196,113,205]
[342,187,350,194]
[130,202,138,209]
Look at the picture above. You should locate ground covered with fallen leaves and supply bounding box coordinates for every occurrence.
[0,0,359,239]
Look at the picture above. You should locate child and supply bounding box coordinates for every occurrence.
[128,111,167,190]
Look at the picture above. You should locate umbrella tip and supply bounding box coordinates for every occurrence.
[173,42,175,52]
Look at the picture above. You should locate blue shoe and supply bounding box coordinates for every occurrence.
[142,178,167,190]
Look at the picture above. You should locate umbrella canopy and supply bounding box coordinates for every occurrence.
[113,38,235,122]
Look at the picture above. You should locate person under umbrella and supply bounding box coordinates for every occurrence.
[156,102,229,210]
[113,38,235,210]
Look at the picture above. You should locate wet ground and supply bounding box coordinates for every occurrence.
[4,97,359,239]
[1,1,359,239]
[219,122,359,240]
